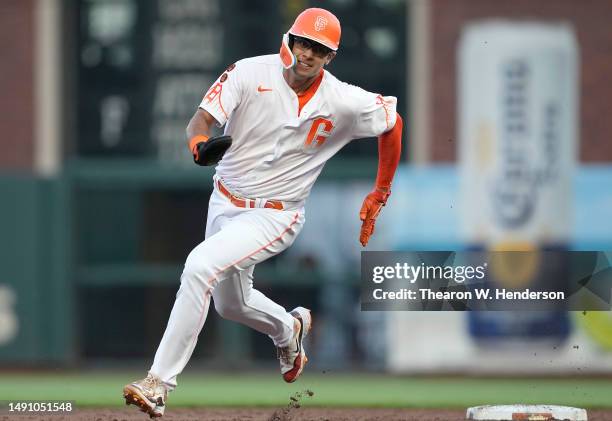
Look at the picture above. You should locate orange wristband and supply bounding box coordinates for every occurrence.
[188,135,209,154]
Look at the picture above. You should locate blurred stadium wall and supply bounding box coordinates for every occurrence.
[0,0,612,375]
[384,0,612,374]
[424,0,612,163]
[0,0,407,367]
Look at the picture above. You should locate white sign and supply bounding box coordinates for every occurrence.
[459,21,578,245]
[0,285,19,346]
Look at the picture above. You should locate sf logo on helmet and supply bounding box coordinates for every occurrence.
[314,16,328,31]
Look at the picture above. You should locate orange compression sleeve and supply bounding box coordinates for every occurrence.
[375,113,403,191]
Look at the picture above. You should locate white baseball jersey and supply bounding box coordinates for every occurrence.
[149,53,398,389]
[200,54,397,203]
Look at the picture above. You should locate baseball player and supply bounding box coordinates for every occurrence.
[123,7,403,418]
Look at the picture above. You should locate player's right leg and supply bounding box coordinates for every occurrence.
[123,373,167,418]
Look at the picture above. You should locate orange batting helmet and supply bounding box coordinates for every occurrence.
[289,8,341,51]
[280,8,341,69]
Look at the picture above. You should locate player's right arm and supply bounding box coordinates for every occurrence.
[186,108,216,138]
[185,108,234,166]
[186,61,246,165]
[186,108,216,158]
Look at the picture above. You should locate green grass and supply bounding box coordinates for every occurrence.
[1,372,611,408]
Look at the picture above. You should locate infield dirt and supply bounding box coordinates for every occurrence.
[3,408,612,421]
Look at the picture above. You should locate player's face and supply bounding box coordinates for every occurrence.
[291,36,335,78]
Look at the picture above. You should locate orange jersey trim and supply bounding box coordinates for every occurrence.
[297,70,324,116]
[376,95,391,131]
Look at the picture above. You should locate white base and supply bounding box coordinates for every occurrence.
[467,405,587,421]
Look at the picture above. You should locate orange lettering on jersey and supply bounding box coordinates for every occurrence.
[305,118,334,147]
[204,82,222,103]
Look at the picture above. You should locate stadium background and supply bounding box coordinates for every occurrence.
[1,0,612,419]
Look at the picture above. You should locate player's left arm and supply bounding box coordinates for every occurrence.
[359,113,403,247]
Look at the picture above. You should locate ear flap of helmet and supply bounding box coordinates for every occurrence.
[279,33,296,69]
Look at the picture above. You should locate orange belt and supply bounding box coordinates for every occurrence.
[216,179,284,210]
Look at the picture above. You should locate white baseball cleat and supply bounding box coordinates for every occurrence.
[123,373,168,418]
[277,307,312,383]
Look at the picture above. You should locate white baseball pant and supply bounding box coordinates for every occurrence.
[149,184,305,389]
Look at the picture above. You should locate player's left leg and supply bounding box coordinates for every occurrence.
[212,265,312,382]
[212,268,294,345]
